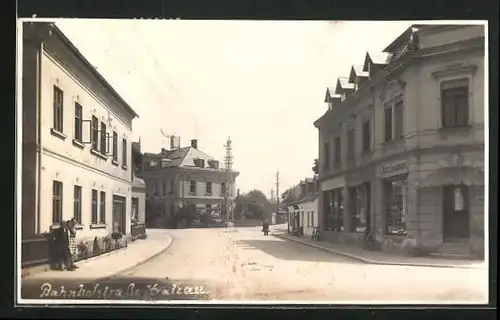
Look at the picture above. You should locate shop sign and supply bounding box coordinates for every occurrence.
[379,161,408,178]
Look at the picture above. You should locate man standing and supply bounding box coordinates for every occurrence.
[68,218,79,269]
[55,221,74,271]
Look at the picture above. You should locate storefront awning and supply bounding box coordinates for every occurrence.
[420,167,484,187]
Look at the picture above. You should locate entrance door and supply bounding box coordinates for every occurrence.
[365,182,371,232]
[443,185,470,241]
[112,195,126,234]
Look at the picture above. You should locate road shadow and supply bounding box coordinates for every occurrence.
[20,276,213,301]
[233,239,361,263]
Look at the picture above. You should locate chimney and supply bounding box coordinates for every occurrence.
[170,136,176,150]
[191,139,198,149]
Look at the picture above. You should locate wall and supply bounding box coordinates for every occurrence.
[295,198,318,237]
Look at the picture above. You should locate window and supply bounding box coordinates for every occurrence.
[99,191,106,223]
[122,138,128,167]
[323,142,330,170]
[112,131,118,161]
[52,181,63,224]
[307,211,310,227]
[74,103,83,141]
[362,120,370,152]
[206,182,212,195]
[100,122,107,154]
[394,96,404,139]
[154,181,159,196]
[132,197,139,220]
[441,78,469,128]
[332,188,344,232]
[384,102,393,142]
[385,178,408,236]
[334,136,341,163]
[73,185,82,223]
[221,182,226,195]
[163,180,167,196]
[190,180,197,194]
[91,189,98,224]
[53,86,64,132]
[347,129,355,160]
[91,116,99,150]
[311,210,314,227]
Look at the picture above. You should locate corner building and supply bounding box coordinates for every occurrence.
[314,25,485,257]
[21,21,139,264]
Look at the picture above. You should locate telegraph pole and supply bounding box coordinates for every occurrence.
[270,188,275,203]
[275,171,280,224]
[224,137,234,225]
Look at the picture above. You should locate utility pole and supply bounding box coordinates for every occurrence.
[270,188,275,203]
[224,137,234,225]
[275,171,280,225]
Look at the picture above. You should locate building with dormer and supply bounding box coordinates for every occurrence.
[21,22,140,265]
[140,139,239,226]
[314,24,485,258]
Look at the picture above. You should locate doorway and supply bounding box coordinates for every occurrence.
[364,181,371,232]
[112,195,126,234]
[443,185,470,241]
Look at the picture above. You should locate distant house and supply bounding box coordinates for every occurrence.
[139,139,239,227]
[287,178,319,237]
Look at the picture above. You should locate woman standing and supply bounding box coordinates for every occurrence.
[68,219,79,269]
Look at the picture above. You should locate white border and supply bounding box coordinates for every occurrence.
[16,18,489,306]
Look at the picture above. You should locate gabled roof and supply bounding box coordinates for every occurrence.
[348,64,369,83]
[324,87,342,103]
[335,77,355,94]
[362,51,393,72]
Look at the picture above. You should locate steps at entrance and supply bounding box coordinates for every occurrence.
[431,240,476,260]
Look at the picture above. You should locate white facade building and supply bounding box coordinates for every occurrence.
[21,22,139,242]
[288,194,319,238]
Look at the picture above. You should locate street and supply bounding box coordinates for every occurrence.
[113,227,486,303]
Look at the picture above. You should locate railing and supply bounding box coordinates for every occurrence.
[21,234,50,267]
[131,223,146,240]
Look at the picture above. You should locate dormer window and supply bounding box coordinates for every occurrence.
[193,158,205,168]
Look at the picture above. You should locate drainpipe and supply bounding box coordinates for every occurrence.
[35,39,43,234]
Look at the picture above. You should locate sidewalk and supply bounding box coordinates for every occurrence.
[271,228,485,270]
[22,229,173,281]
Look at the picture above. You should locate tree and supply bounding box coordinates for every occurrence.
[235,189,273,220]
[281,188,299,206]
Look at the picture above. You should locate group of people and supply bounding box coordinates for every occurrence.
[49,218,79,271]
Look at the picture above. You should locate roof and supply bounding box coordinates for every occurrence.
[362,51,393,71]
[132,175,146,189]
[348,64,369,83]
[335,77,355,94]
[383,25,428,53]
[48,23,139,119]
[324,87,342,103]
[289,192,319,206]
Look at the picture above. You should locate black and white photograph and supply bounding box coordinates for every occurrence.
[16,18,488,304]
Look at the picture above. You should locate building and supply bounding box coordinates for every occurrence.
[287,178,319,237]
[140,138,239,226]
[313,24,485,257]
[21,22,140,264]
[131,141,147,238]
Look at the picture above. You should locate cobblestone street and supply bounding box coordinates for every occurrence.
[116,227,487,303]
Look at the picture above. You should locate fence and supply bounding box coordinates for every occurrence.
[21,234,50,267]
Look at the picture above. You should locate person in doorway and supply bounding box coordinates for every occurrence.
[68,218,79,269]
[54,221,74,271]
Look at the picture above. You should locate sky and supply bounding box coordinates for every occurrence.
[53,19,411,196]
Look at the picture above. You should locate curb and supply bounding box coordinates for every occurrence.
[272,233,481,270]
[101,234,174,280]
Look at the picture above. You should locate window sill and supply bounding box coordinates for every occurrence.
[90,223,107,230]
[74,224,84,230]
[72,139,85,149]
[90,148,108,160]
[122,164,128,170]
[205,193,213,196]
[50,128,67,141]
[50,224,61,230]
[112,159,119,166]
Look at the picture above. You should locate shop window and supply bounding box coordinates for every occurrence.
[385,178,408,236]
[332,188,344,232]
[350,186,367,233]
